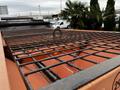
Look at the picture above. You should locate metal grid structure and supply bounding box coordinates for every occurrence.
[2,29,120,90]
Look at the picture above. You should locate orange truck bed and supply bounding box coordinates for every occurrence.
[1,29,120,90]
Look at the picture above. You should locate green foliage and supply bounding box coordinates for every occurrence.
[119,17,120,31]
[103,0,116,31]
[90,0,102,29]
[61,0,116,31]
[60,0,89,29]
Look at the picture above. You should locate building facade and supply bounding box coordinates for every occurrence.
[0,5,8,15]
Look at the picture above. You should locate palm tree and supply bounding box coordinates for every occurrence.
[61,0,89,29]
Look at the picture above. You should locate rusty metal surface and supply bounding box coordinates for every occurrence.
[2,28,120,90]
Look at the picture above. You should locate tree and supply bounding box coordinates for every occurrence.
[61,0,89,29]
[103,0,116,31]
[90,0,102,29]
[119,16,120,31]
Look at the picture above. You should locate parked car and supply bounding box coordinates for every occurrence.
[51,20,70,29]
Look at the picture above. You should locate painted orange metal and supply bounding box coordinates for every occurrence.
[42,59,76,78]
[23,64,50,90]
[0,32,10,90]
[96,52,118,58]
[73,59,95,69]
[2,30,120,90]
[10,43,120,89]
[84,55,106,63]
[6,59,26,90]
[78,66,120,90]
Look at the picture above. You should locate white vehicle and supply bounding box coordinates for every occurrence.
[51,20,70,29]
[0,17,1,21]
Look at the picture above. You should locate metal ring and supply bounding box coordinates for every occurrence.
[53,27,62,41]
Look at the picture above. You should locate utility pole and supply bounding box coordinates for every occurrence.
[29,11,32,16]
[60,0,62,12]
[48,11,50,15]
[38,5,41,16]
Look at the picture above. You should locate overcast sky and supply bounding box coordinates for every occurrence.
[0,0,120,16]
